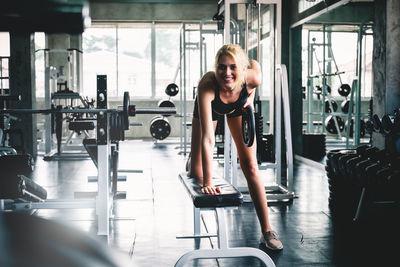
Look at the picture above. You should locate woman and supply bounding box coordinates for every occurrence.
[187,44,283,250]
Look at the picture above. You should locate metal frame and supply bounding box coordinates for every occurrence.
[175,206,276,267]
[179,21,224,156]
[40,49,93,160]
[1,76,119,241]
[220,0,294,201]
[304,23,373,149]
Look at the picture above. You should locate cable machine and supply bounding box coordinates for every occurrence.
[220,0,294,202]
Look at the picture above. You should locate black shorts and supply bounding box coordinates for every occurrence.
[193,97,243,121]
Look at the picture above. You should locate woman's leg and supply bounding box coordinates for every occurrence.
[227,116,272,233]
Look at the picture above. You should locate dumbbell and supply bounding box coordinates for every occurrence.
[337,152,359,178]
[387,169,400,188]
[381,113,400,135]
[365,119,374,134]
[354,149,390,186]
[336,145,371,179]
[372,114,383,133]
[326,148,361,220]
[326,148,356,177]
[345,146,380,180]
[365,155,400,186]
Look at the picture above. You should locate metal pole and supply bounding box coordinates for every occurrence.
[183,24,188,156]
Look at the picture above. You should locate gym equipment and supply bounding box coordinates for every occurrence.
[82,138,121,198]
[241,106,255,147]
[259,134,274,163]
[325,115,345,134]
[149,116,171,140]
[338,84,351,97]
[157,99,175,118]
[68,120,95,133]
[149,83,179,141]
[327,145,400,222]
[1,75,176,239]
[325,99,338,113]
[371,114,383,133]
[165,83,179,97]
[341,99,352,114]
[302,133,326,161]
[381,113,400,135]
[0,92,175,129]
[158,99,175,108]
[176,172,275,267]
[0,153,34,178]
[0,174,47,201]
[325,147,365,221]
[345,119,366,138]
[314,84,331,97]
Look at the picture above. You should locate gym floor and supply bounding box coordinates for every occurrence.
[31,139,398,267]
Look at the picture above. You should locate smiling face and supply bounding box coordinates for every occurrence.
[215,54,244,91]
[214,44,248,92]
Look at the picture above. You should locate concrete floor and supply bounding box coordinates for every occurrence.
[7,138,399,266]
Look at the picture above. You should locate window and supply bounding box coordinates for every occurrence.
[82,23,181,98]
[0,32,10,56]
[82,27,117,97]
[155,25,180,98]
[0,32,10,96]
[35,32,45,98]
[118,26,151,97]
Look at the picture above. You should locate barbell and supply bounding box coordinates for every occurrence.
[0,91,176,130]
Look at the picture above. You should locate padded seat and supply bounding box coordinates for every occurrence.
[178,173,243,208]
[69,120,95,131]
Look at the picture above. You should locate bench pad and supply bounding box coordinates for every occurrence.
[179,172,243,208]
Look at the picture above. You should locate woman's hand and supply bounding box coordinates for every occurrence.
[201,185,221,195]
[242,96,254,110]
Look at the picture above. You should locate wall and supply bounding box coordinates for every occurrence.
[89,1,216,22]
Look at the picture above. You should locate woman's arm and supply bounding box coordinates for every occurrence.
[243,60,262,109]
[197,72,218,194]
[246,60,262,89]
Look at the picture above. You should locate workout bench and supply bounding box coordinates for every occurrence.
[176,172,275,267]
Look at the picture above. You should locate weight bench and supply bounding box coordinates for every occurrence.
[176,172,275,267]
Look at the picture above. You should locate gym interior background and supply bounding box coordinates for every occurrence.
[1,0,399,266]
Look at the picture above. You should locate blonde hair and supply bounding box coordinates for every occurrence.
[214,44,249,83]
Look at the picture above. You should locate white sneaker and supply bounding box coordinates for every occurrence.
[260,231,283,251]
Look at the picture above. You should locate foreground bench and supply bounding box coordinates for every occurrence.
[176,172,275,267]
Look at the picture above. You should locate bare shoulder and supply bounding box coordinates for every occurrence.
[198,71,216,95]
[246,60,261,89]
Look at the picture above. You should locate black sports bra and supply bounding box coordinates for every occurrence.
[211,77,249,115]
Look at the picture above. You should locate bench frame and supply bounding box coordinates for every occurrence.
[176,173,276,267]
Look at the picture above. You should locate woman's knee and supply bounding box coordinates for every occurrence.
[240,159,259,178]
